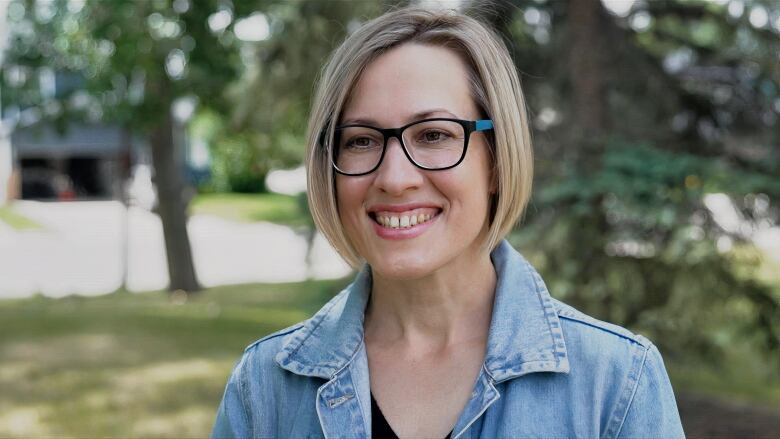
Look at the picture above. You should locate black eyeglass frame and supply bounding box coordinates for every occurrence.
[322,118,494,177]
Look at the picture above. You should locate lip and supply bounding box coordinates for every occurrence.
[367,202,441,213]
[371,212,439,240]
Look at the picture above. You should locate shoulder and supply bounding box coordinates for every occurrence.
[243,322,306,357]
[221,292,347,411]
[551,297,654,380]
[211,322,309,438]
[552,298,652,350]
[223,322,307,411]
[549,299,683,438]
[213,292,352,439]
[236,287,352,373]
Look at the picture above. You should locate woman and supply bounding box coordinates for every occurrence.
[212,7,684,439]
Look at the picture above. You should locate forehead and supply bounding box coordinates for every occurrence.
[342,43,477,125]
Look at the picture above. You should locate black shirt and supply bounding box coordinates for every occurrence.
[370,392,453,439]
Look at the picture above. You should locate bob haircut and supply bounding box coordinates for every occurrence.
[305,6,533,268]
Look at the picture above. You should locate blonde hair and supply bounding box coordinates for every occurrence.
[305,6,533,267]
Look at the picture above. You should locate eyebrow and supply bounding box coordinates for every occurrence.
[339,108,461,126]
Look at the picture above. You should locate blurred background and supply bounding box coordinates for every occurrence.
[0,0,778,436]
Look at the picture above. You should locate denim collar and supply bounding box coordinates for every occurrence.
[274,240,570,381]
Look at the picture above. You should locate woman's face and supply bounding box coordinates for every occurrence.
[336,43,494,280]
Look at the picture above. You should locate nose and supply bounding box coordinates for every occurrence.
[372,137,424,195]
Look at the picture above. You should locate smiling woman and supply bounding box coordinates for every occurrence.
[335,44,496,283]
[211,6,685,439]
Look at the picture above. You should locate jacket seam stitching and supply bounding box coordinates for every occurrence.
[528,264,568,365]
[330,330,366,379]
[315,384,330,439]
[482,362,497,383]
[557,313,648,346]
[237,357,254,434]
[316,339,368,439]
[453,376,500,439]
[245,324,304,352]
[348,348,370,437]
[490,359,567,383]
[605,343,651,439]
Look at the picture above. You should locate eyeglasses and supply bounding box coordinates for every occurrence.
[325,118,494,176]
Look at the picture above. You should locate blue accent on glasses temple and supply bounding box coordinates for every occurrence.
[476,120,494,131]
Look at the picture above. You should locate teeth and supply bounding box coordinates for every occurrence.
[376,212,437,229]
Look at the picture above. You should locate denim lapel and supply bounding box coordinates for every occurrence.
[274,240,569,438]
[274,240,569,380]
[274,265,371,379]
[483,240,570,381]
[450,241,570,438]
[314,342,372,439]
[274,266,373,438]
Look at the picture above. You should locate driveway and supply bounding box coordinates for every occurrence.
[0,201,351,298]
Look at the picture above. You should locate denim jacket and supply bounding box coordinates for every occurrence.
[211,240,685,438]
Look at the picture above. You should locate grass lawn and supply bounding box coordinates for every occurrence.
[2,276,778,437]
[669,357,780,409]
[189,193,308,226]
[0,205,41,230]
[0,278,349,438]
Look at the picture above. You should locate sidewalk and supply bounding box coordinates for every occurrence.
[0,201,351,298]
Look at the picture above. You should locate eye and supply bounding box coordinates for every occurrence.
[344,136,380,150]
[419,130,451,143]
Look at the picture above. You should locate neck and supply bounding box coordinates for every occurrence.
[364,247,496,353]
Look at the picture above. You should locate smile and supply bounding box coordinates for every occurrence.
[369,207,442,230]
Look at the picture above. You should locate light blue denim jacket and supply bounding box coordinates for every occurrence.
[212,240,685,438]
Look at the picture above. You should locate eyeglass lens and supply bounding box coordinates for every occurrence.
[334,120,466,175]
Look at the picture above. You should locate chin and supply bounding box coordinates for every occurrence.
[370,254,441,281]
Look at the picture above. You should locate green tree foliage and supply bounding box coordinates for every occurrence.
[3,0,779,368]
[491,0,780,365]
[3,0,243,129]
[217,0,780,366]
[1,0,254,291]
[209,0,394,192]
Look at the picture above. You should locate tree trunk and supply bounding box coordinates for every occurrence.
[149,105,200,293]
[565,0,611,318]
[567,0,608,138]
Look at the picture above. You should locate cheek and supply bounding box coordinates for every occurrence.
[335,177,369,226]
[445,152,493,222]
